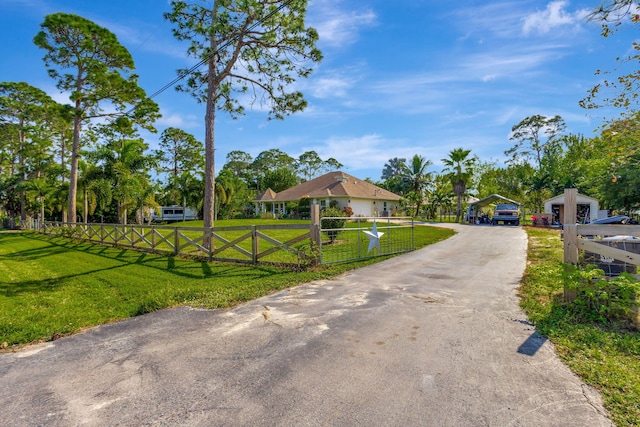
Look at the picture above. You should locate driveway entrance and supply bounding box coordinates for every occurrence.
[0,224,612,426]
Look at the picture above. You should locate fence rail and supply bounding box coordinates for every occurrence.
[40,221,313,266]
[564,224,640,275]
[29,206,415,266]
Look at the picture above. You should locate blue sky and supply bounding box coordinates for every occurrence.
[0,0,637,181]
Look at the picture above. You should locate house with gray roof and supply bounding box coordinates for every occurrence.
[254,171,402,217]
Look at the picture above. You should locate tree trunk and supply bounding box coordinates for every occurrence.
[83,188,88,224]
[19,128,26,223]
[68,109,82,224]
[202,4,218,249]
[453,180,466,223]
[60,135,66,183]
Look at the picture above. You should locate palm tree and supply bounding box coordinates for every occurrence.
[401,154,433,216]
[49,181,69,222]
[442,148,476,223]
[20,177,51,225]
[430,188,452,222]
[176,171,203,221]
[381,157,407,180]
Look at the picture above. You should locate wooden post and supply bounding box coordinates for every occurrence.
[563,188,578,301]
[252,225,258,264]
[208,228,213,261]
[310,204,321,264]
[563,188,577,226]
[563,224,578,265]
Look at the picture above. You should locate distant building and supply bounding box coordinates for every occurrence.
[543,193,600,224]
[254,171,402,217]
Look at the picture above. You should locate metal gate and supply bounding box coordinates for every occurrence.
[318,217,414,264]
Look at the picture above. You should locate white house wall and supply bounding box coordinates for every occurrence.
[310,198,399,217]
[349,200,372,216]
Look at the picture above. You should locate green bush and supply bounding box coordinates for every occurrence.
[321,207,347,243]
[564,264,640,325]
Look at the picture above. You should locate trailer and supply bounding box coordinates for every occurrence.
[151,206,198,223]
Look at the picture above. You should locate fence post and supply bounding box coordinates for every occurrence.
[208,228,213,261]
[252,225,258,264]
[310,204,321,263]
[357,217,362,259]
[563,188,578,302]
[174,227,179,256]
[563,188,577,226]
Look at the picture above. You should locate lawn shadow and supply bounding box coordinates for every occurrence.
[1,232,304,297]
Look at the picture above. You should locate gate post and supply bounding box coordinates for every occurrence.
[563,188,578,302]
[252,225,258,264]
[563,188,577,227]
[310,204,321,263]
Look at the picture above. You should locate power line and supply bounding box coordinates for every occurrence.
[126,0,296,117]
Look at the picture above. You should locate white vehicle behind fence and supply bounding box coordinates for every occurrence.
[151,206,198,223]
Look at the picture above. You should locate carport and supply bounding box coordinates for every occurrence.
[465,194,522,224]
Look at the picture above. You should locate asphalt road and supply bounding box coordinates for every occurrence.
[0,224,613,426]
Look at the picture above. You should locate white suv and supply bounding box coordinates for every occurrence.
[491,204,520,226]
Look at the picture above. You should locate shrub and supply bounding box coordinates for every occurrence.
[343,206,354,217]
[564,264,640,325]
[321,206,347,243]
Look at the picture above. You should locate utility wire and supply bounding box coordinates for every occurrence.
[126,0,296,117]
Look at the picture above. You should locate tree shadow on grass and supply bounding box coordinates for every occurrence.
[0,233,300,297]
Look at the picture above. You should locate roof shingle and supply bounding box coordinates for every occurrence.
[254,171,401,202]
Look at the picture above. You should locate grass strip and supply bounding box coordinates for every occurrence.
[0,224,453,348]
[520,227,640,427]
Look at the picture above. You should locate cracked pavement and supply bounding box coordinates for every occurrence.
[0,224,613,426]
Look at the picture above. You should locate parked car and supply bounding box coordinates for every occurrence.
[491,204,520,226]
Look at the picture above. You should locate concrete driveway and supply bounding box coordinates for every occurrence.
[0,224,613,426]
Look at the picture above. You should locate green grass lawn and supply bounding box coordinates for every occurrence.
[520,227,640,427]
[0,222,453,348]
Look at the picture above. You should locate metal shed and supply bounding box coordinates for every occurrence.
[543,193,600,224]
[465,194,522,224]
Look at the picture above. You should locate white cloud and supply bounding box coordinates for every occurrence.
[317,134,419,175]
[448,2,527,39]
[309,0,377,48]
[311,76,353,98]
[93,19,186,60]
[461,47,566,80]
[522,1,590,35]
[156,112,200,129]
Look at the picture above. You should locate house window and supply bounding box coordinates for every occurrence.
[320,200,326,208]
